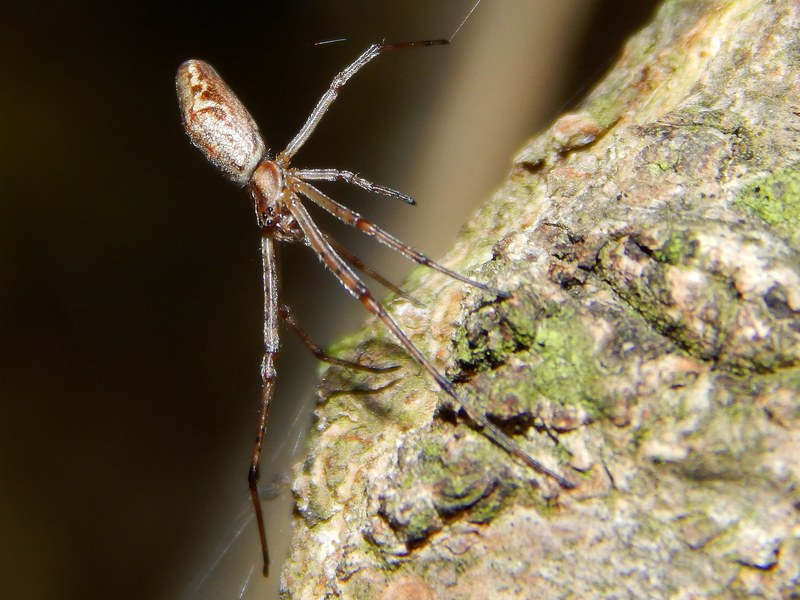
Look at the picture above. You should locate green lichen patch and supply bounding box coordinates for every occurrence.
[585,89,626,132]
[733,163,800,251]
[453,296,539,370]
[598,234,735,363]
[651,231,699,265]
[377,432,522,546]
[526,307,609,413]
[467,480,518,525]
[598,224,800,373]
[751,367,800,427]
[456,295,626,421]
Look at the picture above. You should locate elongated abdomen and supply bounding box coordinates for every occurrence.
[176,60,266,186]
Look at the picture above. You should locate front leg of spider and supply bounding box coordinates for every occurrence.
[176,39,574,579]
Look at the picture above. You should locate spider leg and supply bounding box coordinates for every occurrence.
[292,178,509,298]
[292,168,416,205]
[286,195,574,489]
[249,234,280,576]
[279,304,398,373]
[279,39,448,164]
[324,233,421,305]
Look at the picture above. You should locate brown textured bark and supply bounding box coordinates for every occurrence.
[282,1,800,597]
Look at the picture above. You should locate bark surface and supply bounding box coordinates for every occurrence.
[282,1,800,597]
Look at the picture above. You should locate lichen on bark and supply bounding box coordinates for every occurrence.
[282,1,800,597]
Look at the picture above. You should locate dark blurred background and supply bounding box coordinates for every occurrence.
[0,1,658,598]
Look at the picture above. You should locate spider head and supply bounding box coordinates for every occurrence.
[250,161,301,241]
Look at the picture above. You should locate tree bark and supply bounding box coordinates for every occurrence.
[282,0,800,597]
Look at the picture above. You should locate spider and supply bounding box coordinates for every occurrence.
[176,39,574,577]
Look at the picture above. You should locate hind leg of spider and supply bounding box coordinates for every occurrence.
[286,195,574,490]
[292,178,510,298]
[323,234,421,306]
[278,304,398,373]
[248,235,282,577]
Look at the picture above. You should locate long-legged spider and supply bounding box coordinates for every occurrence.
[176,39,574,577]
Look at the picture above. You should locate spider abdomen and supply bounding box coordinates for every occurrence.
[177,60,266,186]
